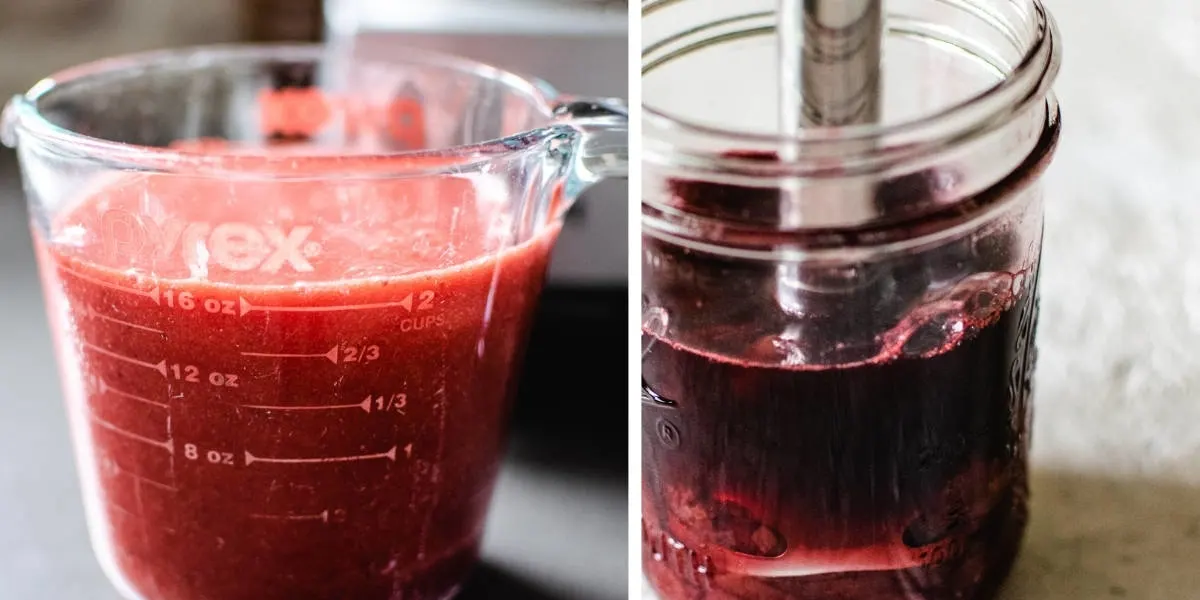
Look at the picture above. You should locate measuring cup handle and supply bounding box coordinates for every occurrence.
[552,96,628,186]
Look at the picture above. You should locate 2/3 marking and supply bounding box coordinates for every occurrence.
[170,364,240,387]
[342,345,381,364]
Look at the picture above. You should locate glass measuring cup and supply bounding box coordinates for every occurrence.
[642,0,1060,599]
[2,44,626,600]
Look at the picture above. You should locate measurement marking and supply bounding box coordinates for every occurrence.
[244,446,397,465]
[133,477,145,514]
[131,474,177,492]
[90,414,173,452]
[99,378,169,408]
[107,500,137,518]
[249,510,330,523]
[59,265,160,305]
[105,459,177,491]
[83,342,168,377]
[418,381,449,558]
[240,294,413,317]
[241,346,339,364]
[87,305,163,334]
[242,397,371,413]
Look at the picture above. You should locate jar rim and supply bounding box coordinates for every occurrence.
[641,0,1062,175]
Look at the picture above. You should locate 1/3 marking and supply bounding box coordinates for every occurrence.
[163,290,237,315]
[183,443,235,465]
[170,364,239,387]
[367,393,407,414]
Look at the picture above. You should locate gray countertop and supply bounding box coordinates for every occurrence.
[0,153,627,600]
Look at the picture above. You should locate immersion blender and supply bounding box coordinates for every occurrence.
[775,0,884,319]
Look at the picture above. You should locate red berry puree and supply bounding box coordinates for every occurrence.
[34,157,558,600]
[642,242,1039,600]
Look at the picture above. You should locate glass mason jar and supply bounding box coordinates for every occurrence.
[641,1,1061,599]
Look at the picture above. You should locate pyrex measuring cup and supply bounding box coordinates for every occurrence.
[642,0,1059,599]
[2,44,626,600]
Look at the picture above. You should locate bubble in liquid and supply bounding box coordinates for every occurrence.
[706,499,787,558]
[644,306,669,336]
[902,502,966,549]
[883,272,1018,360]
[344,261,414,278]
[643,306,671,359]
[1011,270,1028,296]
[883,301,966,359]
[745,332,807,366]
[956,272,1015,322]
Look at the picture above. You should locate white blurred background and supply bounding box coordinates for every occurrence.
[1007,0,1200,596]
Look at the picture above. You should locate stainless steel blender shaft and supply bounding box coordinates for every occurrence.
[775,0,884,317]
[800,0,883,127]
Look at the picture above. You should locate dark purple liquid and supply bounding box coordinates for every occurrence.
[642,275,1038,599]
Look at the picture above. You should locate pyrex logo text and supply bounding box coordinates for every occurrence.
[100,209,321,274]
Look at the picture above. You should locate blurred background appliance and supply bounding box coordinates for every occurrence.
[241,0,324,42]
[0,0,240,97]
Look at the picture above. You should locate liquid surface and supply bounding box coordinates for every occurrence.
[37,165,557,600]
[642,268,1039,600]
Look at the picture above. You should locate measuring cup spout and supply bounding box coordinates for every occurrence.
[1,95,29,149]
[551,96,629,194]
